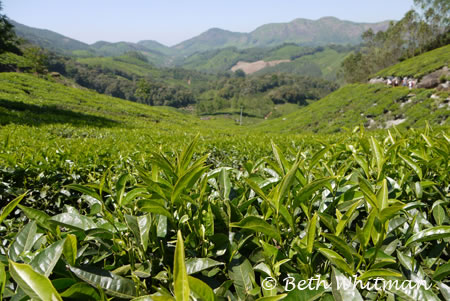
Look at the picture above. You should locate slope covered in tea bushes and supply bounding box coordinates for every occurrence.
[375,45,450,79]
[1,127,449,300]
[0,62,449,301]
[0,72,194,128]
[255,83,449,133]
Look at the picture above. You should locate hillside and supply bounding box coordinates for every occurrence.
[173,28,250,56]
[137,40,176,56]
[10,20,91,55]
[11,20,170,66]
[0,72,194,128]
[253,46,350,80]
[72,52,215,89]
[76,54,165,78]
[179,44,305,72]
[249,17,389,47]
[179,44,352,78]
[230,59,290,74]
[255,83,449,133]
[254,44,450,133]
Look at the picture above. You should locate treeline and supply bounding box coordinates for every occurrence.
[134,78,195,107]
[341,0,449,83]
[196,74,338,116]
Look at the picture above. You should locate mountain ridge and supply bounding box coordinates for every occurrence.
[11,16,390,58]
[174,17,390,55]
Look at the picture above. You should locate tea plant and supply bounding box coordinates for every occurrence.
[1,126,449,300]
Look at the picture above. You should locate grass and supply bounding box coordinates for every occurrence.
[375,45,450,79]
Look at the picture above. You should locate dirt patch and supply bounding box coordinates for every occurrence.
[231,59,290,74]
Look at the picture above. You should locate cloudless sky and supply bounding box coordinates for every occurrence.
[3,0,415,46]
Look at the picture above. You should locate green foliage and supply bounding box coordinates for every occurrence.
[174,18,389,56]
[0,3,20,54]
[257,83,449,133]
[0,51,32,71]
[340,3,449,83]
[1,125,449,300]
[22,46,48,74]
[180,45,350,81]
[10,20,91,55]
[375,44,450,78]
[0,69,449,300]
[254,47,351,81]
[196,73,337,117]
[414,0,449,32]
[44,51,209,105]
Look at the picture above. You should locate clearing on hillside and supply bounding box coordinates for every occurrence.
[231,59,290,74]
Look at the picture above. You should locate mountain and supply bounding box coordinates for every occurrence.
[90,41,151,56]
[249,17,390,47]
[89,41,172,65]
[174,17,390,55]
[10,20,91,54]
[137,40,175,56]
[173,28,249,55]
[10,20,170,65]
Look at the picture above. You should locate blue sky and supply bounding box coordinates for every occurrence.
[3,0,415,46]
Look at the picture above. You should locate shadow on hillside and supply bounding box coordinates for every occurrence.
[0,99,119,128]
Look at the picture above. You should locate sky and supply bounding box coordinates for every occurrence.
[3,0,416,46]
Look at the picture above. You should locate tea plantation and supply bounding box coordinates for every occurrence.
[0,72,449,301]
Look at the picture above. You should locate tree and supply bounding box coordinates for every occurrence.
[135,79,153,105]
[414,0,450,51]
[340,1,449,84]
[414,0,449,32]
[23,46,48,74]
[0,0,20,54]
[234,69,246,78]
